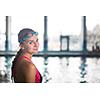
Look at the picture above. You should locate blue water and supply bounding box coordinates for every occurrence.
[0,56,100,83]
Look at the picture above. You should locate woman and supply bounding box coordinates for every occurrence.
[11,28,42,83]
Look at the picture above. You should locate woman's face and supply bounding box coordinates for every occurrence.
[21,35,39,54]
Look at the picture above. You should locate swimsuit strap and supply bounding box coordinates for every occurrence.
[17,56,32,63]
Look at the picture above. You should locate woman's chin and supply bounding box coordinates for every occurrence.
[33,51,38,54]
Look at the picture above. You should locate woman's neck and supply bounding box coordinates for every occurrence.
[21,53,32,59]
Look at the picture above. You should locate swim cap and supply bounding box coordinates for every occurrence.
[18,28,38,44]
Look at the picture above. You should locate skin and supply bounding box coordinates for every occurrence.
[14,35,39,83]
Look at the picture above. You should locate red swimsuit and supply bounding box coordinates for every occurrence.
[12,56,42,83]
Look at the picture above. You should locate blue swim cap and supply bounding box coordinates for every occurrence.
[18,28,38,44]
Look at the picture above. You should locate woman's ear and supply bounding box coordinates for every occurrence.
[19,44,24,50]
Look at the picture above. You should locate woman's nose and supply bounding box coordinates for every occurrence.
[34,42,38,47]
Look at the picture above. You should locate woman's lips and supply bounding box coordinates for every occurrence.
[33,49,38,51]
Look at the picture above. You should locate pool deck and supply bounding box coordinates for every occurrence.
[0,50,100,57]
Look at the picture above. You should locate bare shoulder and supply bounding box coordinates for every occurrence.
[21,60,36,72]
[19,59,36,82]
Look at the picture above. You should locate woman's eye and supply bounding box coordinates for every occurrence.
[29,41,33,44]
[28,39,38,44]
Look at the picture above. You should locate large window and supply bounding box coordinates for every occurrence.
[0,16,44,51]
[86,16,100,51]
[48,16,82,51]
[87,16,100,31]
[0,17,6,50]
[11,16,44,51]
[1,16,100,51]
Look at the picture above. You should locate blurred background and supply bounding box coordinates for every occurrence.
[0,16,100,83]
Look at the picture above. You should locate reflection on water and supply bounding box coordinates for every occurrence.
[79,57,88,83]
[0,57,12,83]
[0,56,100,83]
[31,57,100,83]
